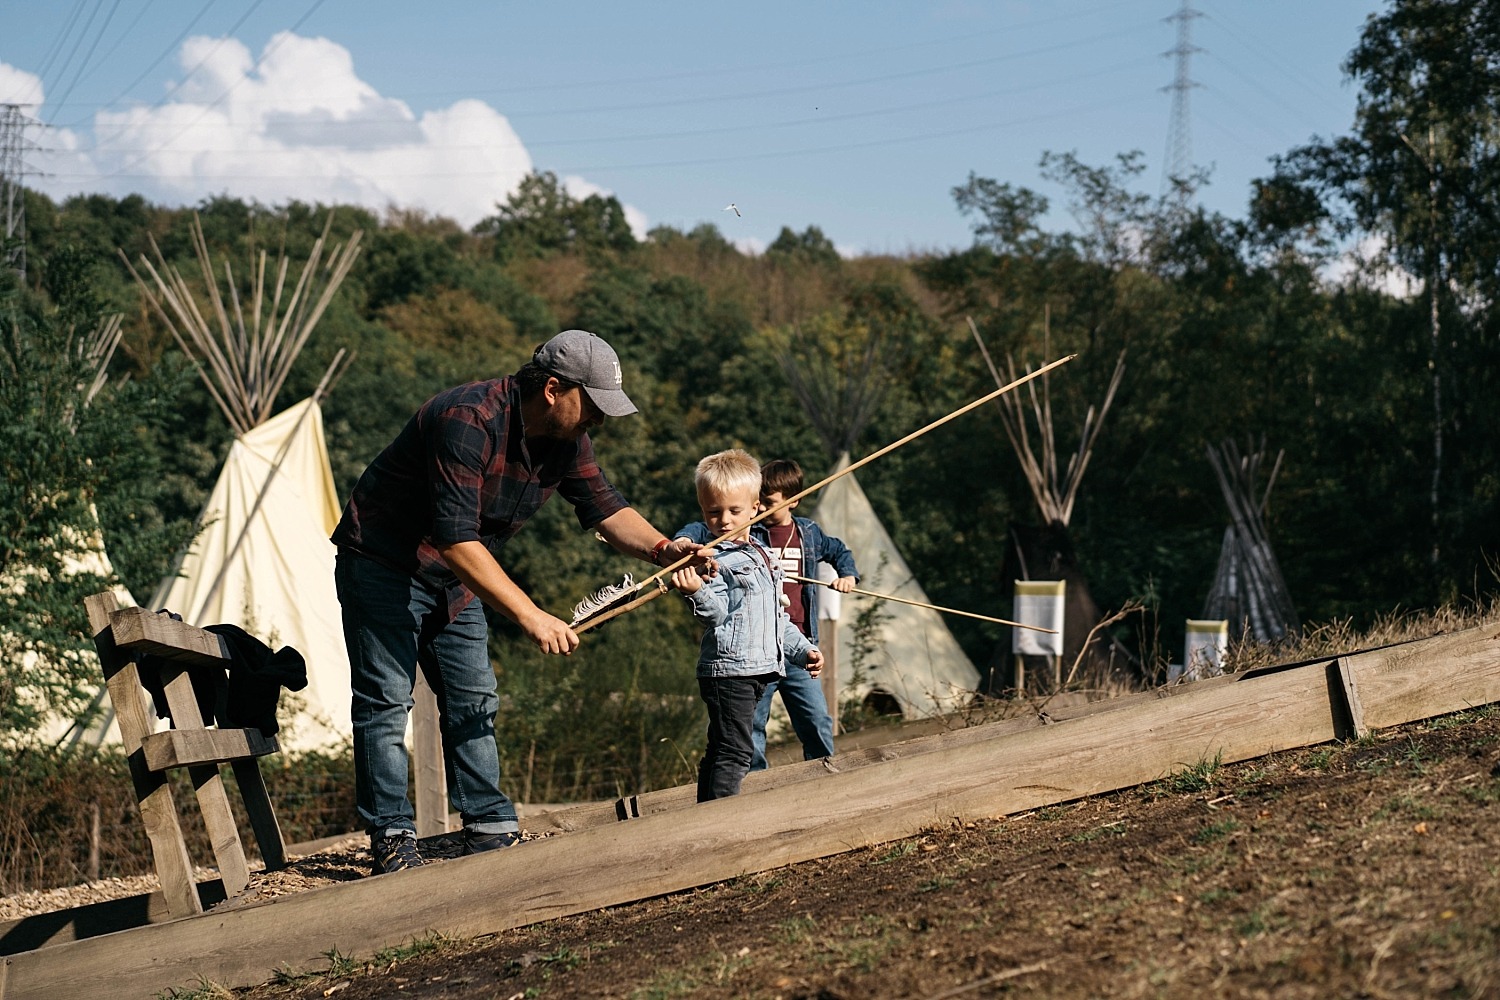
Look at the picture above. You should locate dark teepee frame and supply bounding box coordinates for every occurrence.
[1203,439,1299,643]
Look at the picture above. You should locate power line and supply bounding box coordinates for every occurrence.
[47,0,127,125]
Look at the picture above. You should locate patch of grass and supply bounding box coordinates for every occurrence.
[735,872,784,894]
[1462,778,1500,804]
[1068,820,1127,843]
[323,948,359,979]
[373,931,454,966]
[871,842,916,866]
[156,981,234,1000]
[918,876,957,893]
[1192,819,1242,845]
[532,944,584,971]
[1305,748,1335,771]
[774,915,819,944]
[1237,910,1268,938]
[1163,752,1224,795]
[1198,887,1237,905]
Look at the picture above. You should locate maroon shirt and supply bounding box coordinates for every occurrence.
[332,376,629,621]
[764,521,807,635]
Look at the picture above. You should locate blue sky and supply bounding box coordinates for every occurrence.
[3,1,1383,256]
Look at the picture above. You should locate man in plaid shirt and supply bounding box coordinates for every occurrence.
[333,329,707,874]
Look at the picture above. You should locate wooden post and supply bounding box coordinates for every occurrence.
[412,671,448,837]
[1014,654,1025,697]
[821,618,840,736]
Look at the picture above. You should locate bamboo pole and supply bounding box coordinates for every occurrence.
[788,575,1053,632]
[573,353,1078,632]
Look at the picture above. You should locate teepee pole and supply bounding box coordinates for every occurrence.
[788,575,1054,632]
[574,353,1078,633]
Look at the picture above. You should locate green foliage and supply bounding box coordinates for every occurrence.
[477,171,636,263]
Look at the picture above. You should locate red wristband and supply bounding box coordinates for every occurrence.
[651,538,671,564]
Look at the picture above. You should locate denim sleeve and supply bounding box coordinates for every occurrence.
[684,572,730,627]
[782,618,814,666]
[816,526,859,580]
[674,521,713,544]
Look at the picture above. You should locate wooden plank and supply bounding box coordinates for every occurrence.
[538,674,1249,834]
[84,594,202,921]
[412,671,448,837]
[107,606,231,667]
[1342,623,1500,730]
[0,883,228,956]
[140,728,279,770]
[1331,659,1369,739]
[231,759,287,871]
[1,651,1360,1000]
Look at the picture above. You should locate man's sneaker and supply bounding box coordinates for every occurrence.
[371,831,426,874]
[462,830,521,855]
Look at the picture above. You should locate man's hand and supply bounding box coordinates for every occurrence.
[671,566,704,595]
[662,536,717,576]
[804,647,824,678]
[519,609,580,655]
[832,575,856,594]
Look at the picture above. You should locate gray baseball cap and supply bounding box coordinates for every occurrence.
[532,329,638,417]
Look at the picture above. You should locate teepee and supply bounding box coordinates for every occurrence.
[1203,440,1298,643]
[810,455,980,718]
[126,213,361,751]
[770,315,980,720]
[970,313,1130,693]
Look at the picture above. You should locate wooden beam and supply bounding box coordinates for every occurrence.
[0,883,228,957]
[140,728,279,770]
[412,671,448,837]
[7,623,1494,1000]
[107,606,231,667]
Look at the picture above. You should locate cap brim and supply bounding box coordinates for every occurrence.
[584,385,638,417]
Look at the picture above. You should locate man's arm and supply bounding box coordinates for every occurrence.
[596,507,712,568]
[437,540,578,655]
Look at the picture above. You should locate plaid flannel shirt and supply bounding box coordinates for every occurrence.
[332,376,629,622]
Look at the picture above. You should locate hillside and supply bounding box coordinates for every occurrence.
[224,707,1500,1000]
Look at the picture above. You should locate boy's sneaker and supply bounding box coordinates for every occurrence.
[370,830,426,874]
[462,830,521,855]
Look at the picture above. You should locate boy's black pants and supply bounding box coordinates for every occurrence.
[697,673,777,801]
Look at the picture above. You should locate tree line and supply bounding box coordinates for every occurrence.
[3,0,1497,760]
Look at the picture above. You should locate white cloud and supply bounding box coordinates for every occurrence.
[19,33,642,231]
[562,175,649,241]
[0,63,44,105]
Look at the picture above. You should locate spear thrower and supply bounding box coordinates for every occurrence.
[568,353,1079,634]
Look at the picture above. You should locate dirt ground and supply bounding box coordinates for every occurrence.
[201,708,1500,1000]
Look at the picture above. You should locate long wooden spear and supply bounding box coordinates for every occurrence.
[570,353,1078,633]
[788,575,1054,632]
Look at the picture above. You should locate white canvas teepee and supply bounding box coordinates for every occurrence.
[809,454,980,719]
[126,212,362,752]
[150,398,350,750]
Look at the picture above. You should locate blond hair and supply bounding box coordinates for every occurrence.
[695,448,761,498]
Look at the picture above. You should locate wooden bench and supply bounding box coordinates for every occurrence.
[84,592,287,919]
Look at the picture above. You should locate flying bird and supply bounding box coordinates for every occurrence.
[723,203,740,217]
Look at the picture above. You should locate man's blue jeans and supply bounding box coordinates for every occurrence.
[697,674,774,801]
[750,663,835,771]
[335,551,518,838]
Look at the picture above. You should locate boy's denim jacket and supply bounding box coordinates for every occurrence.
[676,517,857,644]
[672,527,815,679]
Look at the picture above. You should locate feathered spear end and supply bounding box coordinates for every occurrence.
[570,573,668,631]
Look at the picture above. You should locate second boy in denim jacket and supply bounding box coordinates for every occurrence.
[670,449,822,801]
